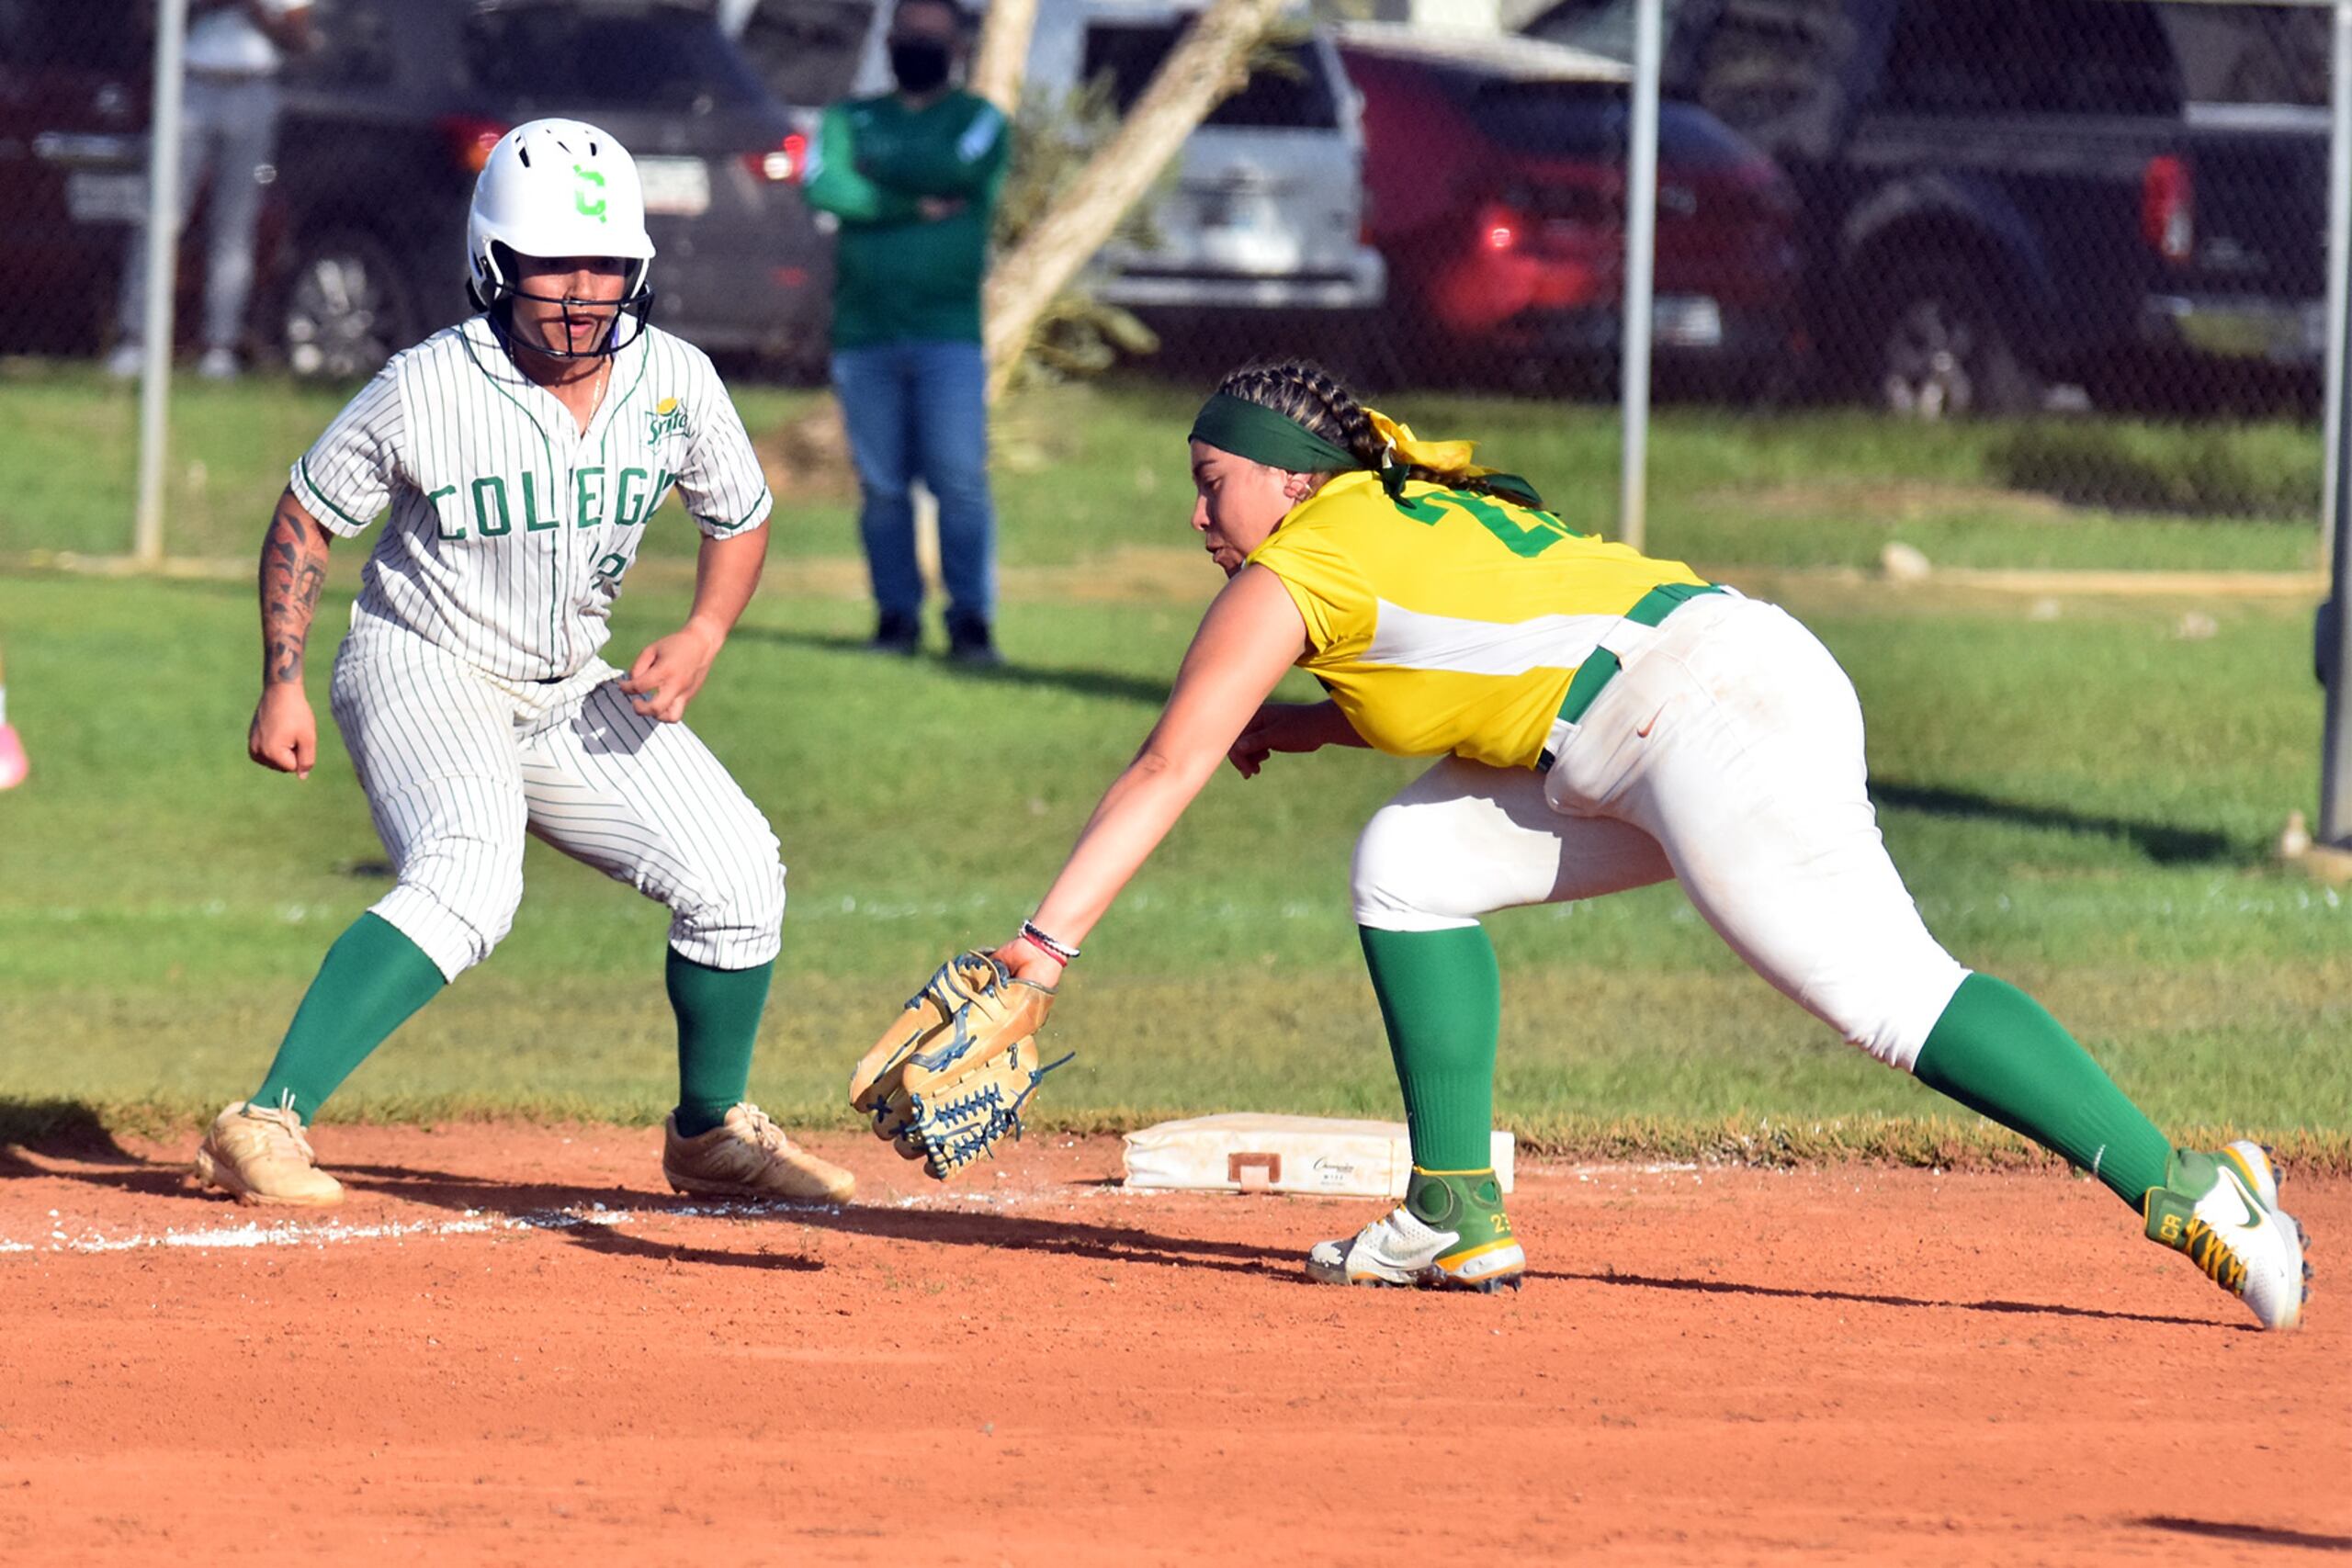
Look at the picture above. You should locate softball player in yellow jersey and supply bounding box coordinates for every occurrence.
[992,359,2309,1329]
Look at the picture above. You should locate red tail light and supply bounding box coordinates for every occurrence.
[2143,154,2194,265]
[437,115,509,175]
[743,133,809,184]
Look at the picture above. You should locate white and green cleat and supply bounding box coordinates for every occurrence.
[1306,1168,1525,1293]
[2143,1141,2311,1332]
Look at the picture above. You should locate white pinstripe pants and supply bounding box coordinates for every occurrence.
[330,635,786,981]
[1351,594,1968,1072]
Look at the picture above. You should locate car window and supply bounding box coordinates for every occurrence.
[1453,76,1762,173]
[1456,78,1624,158]
[1519,0,1687,64]
[2158,4,2325,107]
[1689,0,1848,132]
[1881,0,2181,117]
[301,2,400,88]
[1082,21,1338,130]
[732,0,875,107]
[0,0,147,73]
[463,6,773,111]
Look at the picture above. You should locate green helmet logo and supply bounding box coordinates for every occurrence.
[573,164,607,221]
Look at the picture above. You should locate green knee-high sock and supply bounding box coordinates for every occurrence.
[668,950,772,1138]
[251,912,447,1124]
[1913,973,2175,1208]
[1358,925,1500,1172]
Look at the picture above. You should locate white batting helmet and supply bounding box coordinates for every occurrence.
[466,118,656,352]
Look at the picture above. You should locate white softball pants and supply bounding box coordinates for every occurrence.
[1351,592,1967,1071]
[330,635,786,981]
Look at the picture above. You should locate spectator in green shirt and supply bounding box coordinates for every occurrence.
[804,0,1010,664]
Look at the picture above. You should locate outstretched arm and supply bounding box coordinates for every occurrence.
[621,525,766,723]
[249,487,333,778]
[1001,566,1309,981]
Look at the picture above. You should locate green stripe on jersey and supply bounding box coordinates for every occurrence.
[298,457,369,530]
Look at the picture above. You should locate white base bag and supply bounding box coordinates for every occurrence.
[1120,1112,1515,1200]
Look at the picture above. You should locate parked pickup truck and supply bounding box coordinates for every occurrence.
[1533,0,2328,415]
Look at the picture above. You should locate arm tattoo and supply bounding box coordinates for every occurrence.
[259,494,331,686]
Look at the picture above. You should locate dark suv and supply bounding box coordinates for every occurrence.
[0,0,151,354]
[1530,0,2326,414]
[276,0,830,377]
[0,0,831,377]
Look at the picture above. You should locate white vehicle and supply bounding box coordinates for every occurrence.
[831,0,1385,314]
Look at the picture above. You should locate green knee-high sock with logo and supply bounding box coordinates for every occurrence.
[1358,924,1500,1172]
[250,912,448,1124]
[1912,972,2176,1208]
[668,949,772,1138]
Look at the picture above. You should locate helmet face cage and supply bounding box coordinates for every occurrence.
[471,242,654,361]
[463,119,657,361]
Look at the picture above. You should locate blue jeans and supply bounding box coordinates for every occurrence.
[831,339,996,626]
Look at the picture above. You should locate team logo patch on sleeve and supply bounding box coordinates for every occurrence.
[646,397,691,442]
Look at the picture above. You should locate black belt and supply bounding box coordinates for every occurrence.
[1535,581,1723,771]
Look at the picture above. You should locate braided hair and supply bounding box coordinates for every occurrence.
[1211,359,1523,502]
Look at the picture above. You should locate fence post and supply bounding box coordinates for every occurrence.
[1618,0,1661,553]
[131,0,189,568]
[2323,1,2352,843]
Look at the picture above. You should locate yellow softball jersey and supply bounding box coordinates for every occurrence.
[1246,471,1706,769]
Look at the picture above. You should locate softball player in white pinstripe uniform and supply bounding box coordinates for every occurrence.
[193,119,854,1208]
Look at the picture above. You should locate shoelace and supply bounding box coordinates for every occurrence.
[2180,1179,2255,1292]
[736,1104,793,1156]
[242,1090,319,1161]
[2183,1219,2250,1292]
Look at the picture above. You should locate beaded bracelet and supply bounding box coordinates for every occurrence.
[1019,919,1080,964]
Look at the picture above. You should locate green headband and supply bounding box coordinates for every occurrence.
[1187,391,1548,512]
[1188,393,1359,475]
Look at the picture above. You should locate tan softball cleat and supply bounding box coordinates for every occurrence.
[190,1097,345,1208]
[662,1103,855,1204]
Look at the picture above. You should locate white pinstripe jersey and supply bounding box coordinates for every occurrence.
[290,316,773,681]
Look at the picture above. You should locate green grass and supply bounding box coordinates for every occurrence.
[0,362,2328,573]
[1989,419,2322,519]
[1,566,2346,1166]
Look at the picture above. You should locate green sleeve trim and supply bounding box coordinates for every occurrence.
[700,489,772,535]
[297,456,370,530]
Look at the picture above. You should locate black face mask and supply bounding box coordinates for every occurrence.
[889,38,952,94]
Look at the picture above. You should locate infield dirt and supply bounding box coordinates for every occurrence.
[0,1124,2343,1565]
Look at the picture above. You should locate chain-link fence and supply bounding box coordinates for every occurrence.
[0,0,2336,557]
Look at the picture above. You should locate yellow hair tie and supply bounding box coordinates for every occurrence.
[1364,407,1498,481]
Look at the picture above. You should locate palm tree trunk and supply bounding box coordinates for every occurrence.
[969,0,1040,115]
[981,0,1286,399]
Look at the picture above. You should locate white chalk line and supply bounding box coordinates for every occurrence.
[0,1198,878,1258]
[0,1204,634,1257]
[0,1163,1733,1258]
[0,1183,1167,1258]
